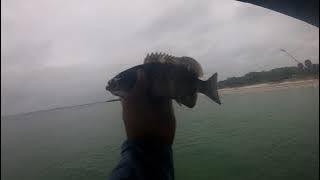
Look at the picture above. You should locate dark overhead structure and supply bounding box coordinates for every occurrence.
[237,0,319,27]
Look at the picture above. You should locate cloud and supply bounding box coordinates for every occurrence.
[1,0,319,115]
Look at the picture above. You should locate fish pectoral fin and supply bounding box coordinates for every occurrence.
[176,94,197,108]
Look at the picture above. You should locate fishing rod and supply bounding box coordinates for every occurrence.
[280,48,302,64]
[4,98,121,117]
[105,98,121,102]
[58,98,120,108]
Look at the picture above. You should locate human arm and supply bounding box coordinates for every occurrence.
[109,69,176,180]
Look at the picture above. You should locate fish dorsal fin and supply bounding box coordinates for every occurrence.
[144,52,203,77]
[178,56,203,77]
[175,93,197,108]
[143,52,176,64]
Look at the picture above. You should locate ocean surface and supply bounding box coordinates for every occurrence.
[1,85,319,180]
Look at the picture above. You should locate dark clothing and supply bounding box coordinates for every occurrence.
[109,139,174,180]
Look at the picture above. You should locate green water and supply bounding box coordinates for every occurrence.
[1,86,319,180]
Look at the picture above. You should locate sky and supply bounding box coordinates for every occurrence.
[1,0,319,116]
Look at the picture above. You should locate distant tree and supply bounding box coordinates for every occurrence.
[297,63,304,70]
[304,59,313,71]
[218,64,319,89]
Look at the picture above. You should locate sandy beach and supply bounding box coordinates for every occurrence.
[219,79,319,94]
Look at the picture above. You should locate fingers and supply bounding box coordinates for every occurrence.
[121,69,146,104]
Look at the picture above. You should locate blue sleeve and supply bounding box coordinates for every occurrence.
[109,139,174,180]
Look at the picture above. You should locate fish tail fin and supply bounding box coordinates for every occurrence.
[198,73,221,105]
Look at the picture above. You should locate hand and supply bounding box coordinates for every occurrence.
[120,69,176,145]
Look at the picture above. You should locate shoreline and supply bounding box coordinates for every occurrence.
[219,78,319,94]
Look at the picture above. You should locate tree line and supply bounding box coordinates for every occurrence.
[218,62,319,89]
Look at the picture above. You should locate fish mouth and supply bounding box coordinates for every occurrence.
[106,79,114,91]
[112,90,123,96]
[106,85,110,91]
[106,85,123,96]
[111,90,127,97]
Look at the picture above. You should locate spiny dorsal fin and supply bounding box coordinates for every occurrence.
[144,52,203,77]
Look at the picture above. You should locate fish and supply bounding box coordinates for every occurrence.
[105,53,221,108]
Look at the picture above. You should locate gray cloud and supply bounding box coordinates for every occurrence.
[1,0,319,115]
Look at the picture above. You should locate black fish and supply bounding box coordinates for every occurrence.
[106,53,221,108]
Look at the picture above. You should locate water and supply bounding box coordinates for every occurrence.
[1,86,319,180]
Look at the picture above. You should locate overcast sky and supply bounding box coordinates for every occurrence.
[1,0,319,116]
